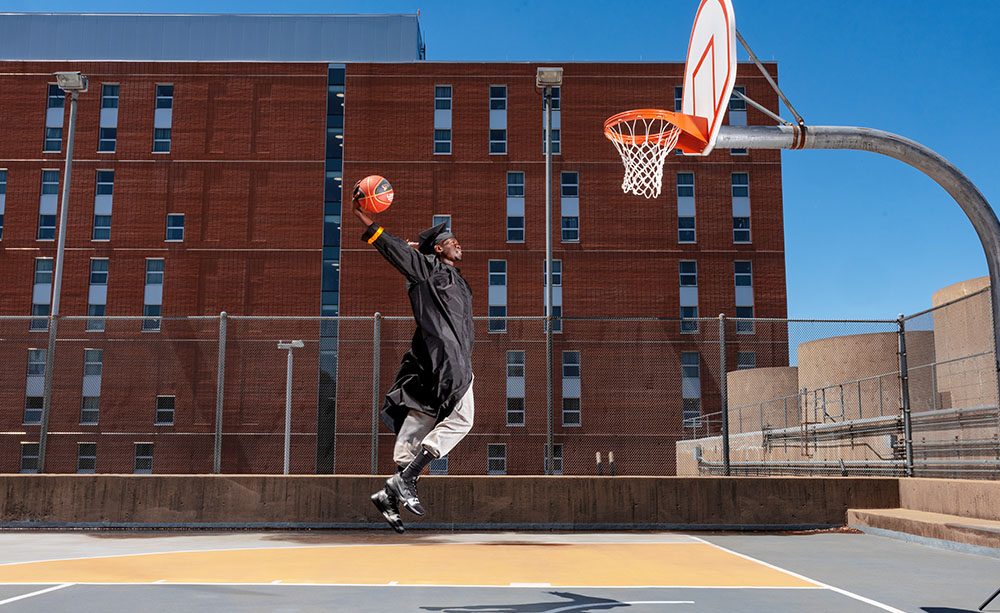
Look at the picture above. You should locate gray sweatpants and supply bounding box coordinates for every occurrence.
[392,379,475,466]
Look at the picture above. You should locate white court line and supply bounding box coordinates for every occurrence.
[0,539,704,568]
[690,536,907,613]
[546,602,694,612]
[0,583,74,606]
[0,581,826,589]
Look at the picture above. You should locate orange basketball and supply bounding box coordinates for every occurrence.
[354,175,394,213]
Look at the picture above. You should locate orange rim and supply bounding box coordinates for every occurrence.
[603,108,680,146]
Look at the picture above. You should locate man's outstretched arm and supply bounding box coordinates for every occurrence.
[352,187,428,282]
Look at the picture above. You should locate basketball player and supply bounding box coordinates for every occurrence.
[352,187,475,533]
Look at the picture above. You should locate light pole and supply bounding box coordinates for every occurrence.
[278,340,304,474]
[38,71,87,472]
[537,67,562,475]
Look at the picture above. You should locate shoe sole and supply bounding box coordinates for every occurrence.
[370,491,405,534]
[386,475,425,516]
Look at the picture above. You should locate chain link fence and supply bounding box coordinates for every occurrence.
[2,289,997,477]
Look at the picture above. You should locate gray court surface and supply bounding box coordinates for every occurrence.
[0,530,997,612]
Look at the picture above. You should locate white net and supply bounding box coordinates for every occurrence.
[605,115,681,199]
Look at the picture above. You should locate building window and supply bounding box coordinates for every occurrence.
[101,83,119,109]
[24,349,46,424]
[677,172,695,242]
[729,86,748,154]
[737,351,757,370]
[38,170,59,240]
[86,259,109,332]
[488,260,507,333]
[543,260,562,334]
[681,352,701,427]
[506,350,525,426]
[489,85,507,110]
[432,215,451,231]
[544,443,563,475]
[156,84,173,109]
[20,443,39,474]
[487,443,507,475]
[134,443,154,474]
[679,260,697,286]
[166,213,185,241]
[43,127,62,152]
[680,306,699,334]
[81,396,100,424]
[562,351,581,426]
[674,86,684,112]
[435,85,452,110]
[732,173,750,243]
[47,83,65,109]
[506,171,525,242]
[428,456,449,475]
[561,172,579,242]
[155,395,175,425]
[736,305,755,334]
[542,86,561,155]
[77,442,97,473]
[735,260,753,287]
[31,258,53,331]
[98,127,117,152]
[0,168,6,241]
[434,129,451,154]
[489,129,506,155]
[153,128,171,153]
[143,259,164,332]
[92,170,114,240]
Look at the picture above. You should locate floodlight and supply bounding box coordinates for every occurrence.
[53,71,88,92]
[536,67,563,88]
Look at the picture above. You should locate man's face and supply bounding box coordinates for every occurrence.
[436,237,462,262]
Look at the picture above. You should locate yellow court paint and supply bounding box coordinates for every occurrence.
[0,543,816,588]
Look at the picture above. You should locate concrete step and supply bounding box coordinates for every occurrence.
[849,507,1000,552]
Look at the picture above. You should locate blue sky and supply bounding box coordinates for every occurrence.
[8,0,998,320]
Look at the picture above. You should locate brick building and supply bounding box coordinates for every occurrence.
[0,14,787,476]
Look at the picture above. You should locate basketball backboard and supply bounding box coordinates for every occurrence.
[679,0,737,155]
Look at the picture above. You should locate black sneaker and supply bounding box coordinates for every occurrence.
[370,488,405,534]
[386,472,424,516]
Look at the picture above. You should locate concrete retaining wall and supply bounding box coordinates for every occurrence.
[0,475,901,529]
[899,477,1000,522]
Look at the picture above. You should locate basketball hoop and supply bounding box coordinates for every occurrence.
[604,109,682,199]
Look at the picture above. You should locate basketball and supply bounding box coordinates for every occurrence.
[354,175,394,213]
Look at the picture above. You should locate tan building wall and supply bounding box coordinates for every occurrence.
[798,331,935,422]
[727,366,799,434]
[931,276,996,410]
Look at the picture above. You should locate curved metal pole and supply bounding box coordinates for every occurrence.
[716,125,1000,383]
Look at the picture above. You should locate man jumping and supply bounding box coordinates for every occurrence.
[352,187,475,534]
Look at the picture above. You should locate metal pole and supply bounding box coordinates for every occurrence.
[719,313,730,476]
[898,315,915,477]
[372,312,382,475]
[38,89,80,472]
[716,124,1000,381]
[214,311,227,473]
[544,86,554,475]
[283,345,293,475]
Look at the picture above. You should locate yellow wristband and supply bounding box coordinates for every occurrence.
[367,227,383,244]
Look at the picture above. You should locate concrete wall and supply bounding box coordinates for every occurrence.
[898,477,1000,522]
[0,475,900,529]
[931,277,997,411]
[727,366,799,434]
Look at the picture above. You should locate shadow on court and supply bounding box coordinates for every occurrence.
[421,591,627,612]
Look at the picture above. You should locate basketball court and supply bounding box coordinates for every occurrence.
[0,530,998,611]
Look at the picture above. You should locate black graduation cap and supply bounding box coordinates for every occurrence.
[417,222,455,255]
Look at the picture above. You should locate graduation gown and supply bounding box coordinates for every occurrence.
[362,223,475,433]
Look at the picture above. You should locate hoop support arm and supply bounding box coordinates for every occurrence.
[717,124,1000,395]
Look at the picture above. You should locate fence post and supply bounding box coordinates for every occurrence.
[37,315,59,472]
[213,311,227,474]
[719,313,730,476]
[372,312,382,475]
[897,314,915,477]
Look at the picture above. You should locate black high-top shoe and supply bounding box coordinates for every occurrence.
[370,486,405,534]
[386,448,434,516]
